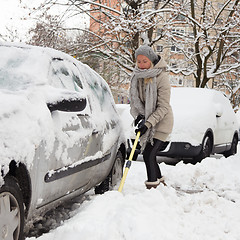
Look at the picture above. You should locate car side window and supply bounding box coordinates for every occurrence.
[82,65,112,107]
[50,58,83,91]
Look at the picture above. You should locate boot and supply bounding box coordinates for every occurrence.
[145,177,167,189]
[145,179,161,189]
[158,176,167,186]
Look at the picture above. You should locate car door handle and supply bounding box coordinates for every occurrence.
[77,113,89,117]
[92,129,99,135]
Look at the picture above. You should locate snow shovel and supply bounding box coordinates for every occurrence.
[118,131,141,192]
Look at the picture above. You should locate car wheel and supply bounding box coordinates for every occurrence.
[126,139,140,161]
[192,135,212,164]
[95,151,124,194]
[223,135,238,158]
[0,176,24,240]
[126,147,139,161]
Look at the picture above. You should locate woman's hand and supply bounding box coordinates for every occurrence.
[135,124,148,136]
[134,114,145,127]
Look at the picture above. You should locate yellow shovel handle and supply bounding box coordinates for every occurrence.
[118,131,141,192]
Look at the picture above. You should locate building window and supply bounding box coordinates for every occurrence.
[188,31,194,37]
[156,28,163,36]
[172,28,185,36]
[187,47,194,53]
[218,3,224,9]
[176,14,185,21]
[170,63,177,68]
[169,75,184,86]
[216,18,223,24]
[171,46,181,53]
[156,45,163,52]
[178,79,183,85]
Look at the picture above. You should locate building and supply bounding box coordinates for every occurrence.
[88,0,240,104]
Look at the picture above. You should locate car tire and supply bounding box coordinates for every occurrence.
[192,134,212,164]
[126,139,140,161]
[95,151,124,194]
[0,176,24,240]
[126,147,139,161]
[223,135,238,158]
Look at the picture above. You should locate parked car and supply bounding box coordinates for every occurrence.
[117,87,239,164]
[0,42,126,240]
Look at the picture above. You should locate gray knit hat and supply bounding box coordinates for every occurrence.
[135,44,158,63]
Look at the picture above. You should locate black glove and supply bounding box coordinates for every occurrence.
[134,114,145,127]
[135,124,148,137]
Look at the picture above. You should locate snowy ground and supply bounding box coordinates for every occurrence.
[27,145,240,240]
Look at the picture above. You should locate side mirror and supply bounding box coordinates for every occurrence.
[47,98,86,112]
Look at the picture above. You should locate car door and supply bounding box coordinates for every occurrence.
[77,64,121,182]
[213,91,236,148]
[34,58,102,207]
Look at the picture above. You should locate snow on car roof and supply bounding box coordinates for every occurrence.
[0,42,84,89]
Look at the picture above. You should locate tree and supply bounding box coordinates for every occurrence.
[25,0,240,90]
[28,0,170,73]
[27,13,91,61]
[28,14,70,50]
[163,0,240,88]
[0,27,23,42]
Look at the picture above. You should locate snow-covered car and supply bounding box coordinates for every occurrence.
[0,42,126,239]
[117,87,239,163]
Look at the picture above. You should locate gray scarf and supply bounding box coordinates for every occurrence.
[130,67,162,150]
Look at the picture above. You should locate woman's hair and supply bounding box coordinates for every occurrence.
[153,55,161,66]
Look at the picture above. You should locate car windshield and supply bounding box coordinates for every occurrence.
[0,68,32,91]
[0,46,49,91]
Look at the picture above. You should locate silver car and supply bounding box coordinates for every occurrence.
[0,43,126,240]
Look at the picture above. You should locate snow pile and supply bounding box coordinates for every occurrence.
[27,152,240,240]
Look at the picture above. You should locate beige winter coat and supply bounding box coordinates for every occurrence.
[137,58,174,141]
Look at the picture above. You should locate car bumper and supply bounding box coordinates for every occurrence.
[157,142,202,158]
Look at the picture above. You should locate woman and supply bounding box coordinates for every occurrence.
[130,44,173,189]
